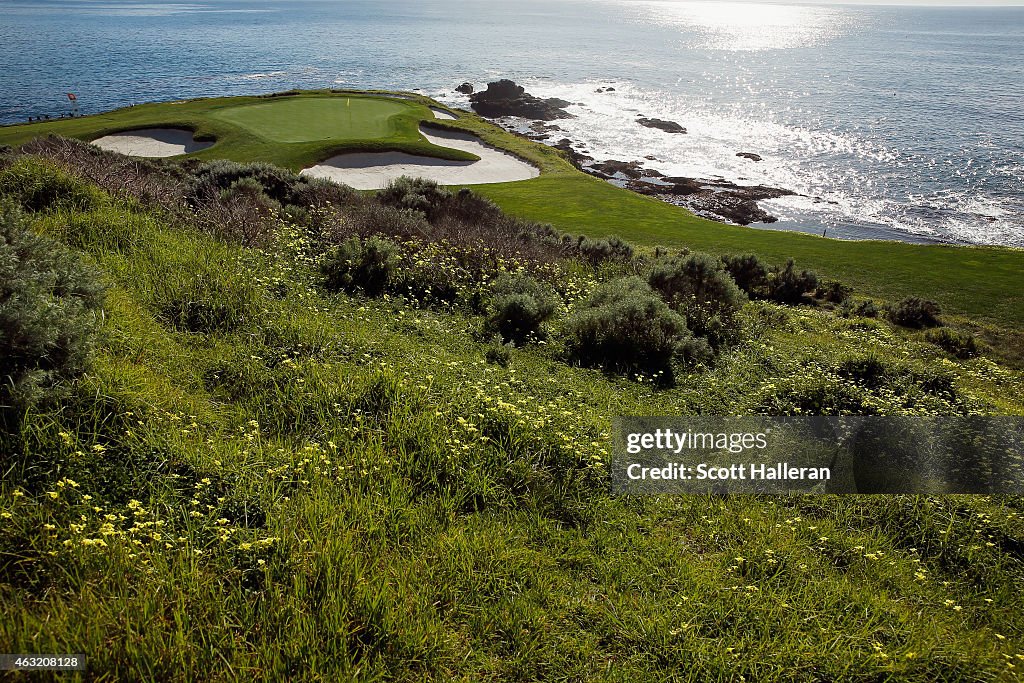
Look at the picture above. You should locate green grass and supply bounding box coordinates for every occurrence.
[209,97,414,143]
[473,174,1024,329]
[0,91,477,169]
[1,89,1021,331]
[1,167,1022,680]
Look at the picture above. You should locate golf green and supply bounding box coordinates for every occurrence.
[209,96,415,143]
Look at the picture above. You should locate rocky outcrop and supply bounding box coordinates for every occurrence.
[736,152,763,162]
[552,138,593,169]
[588,159,663,180]
[624,176,794,225]
[455,82,475,94]
[637,117,686,134]
[470,80,573,120]
[595,86,616,93]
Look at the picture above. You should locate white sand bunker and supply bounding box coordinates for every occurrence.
[430,107,458,120]
[301,125,538,189]
[92,128,212,157]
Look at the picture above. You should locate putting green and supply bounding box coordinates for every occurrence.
[209,96,415,143]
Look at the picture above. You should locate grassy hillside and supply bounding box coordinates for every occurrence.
[2,91,1020,330]
[1,140,1023,680]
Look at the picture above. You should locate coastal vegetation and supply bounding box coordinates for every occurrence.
[1,91,1021,331]
[1,96,1023,680]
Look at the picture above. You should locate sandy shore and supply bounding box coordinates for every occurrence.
[92,128,212,157]
[300,125,538,190]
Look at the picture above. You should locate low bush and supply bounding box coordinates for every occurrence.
[0,202,105,425]
[577,235,634,264]
[376,176,452,219]
[888,297,943,329]
[188,159,356,212]
[720,253,768,296]
[925,327,978,359]
[321,236,402,296]
[755,375,870,415]
[816,279,853,304]
[835,354,889,388]
[563,276,709,381]
[483,273,558,343]
[647,252,745,348]
[765,259,819,305]
[840,299,880,318]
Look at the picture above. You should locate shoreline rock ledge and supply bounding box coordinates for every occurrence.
[469,80,574,120]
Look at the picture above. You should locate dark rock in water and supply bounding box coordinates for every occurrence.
[596,86,617,93]
[644,155,659,161]
[637,117,686,134]
[529,121,562,134]
[470,79,574,120]
[455,82,474,94]
[589,159,663,180]
[553,138,594,169]
[736,152,763,162]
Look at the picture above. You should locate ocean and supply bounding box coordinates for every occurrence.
[1,0,1022,246]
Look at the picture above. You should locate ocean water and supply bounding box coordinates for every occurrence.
[1,0,1022,246]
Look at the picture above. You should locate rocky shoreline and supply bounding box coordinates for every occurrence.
[458,79,799,226]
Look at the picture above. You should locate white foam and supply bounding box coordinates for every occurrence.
[300,125,538,190]
[92,128,212,157]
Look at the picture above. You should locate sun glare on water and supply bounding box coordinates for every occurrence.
[619,0,853,51]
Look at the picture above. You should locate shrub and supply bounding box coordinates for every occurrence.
[888,297,943,329]
[0,202,104,424]
[190,159,357,211]
[189,160,296,204]
[925,327,978,359]
[484,340,513,367]
[647,252,745,348]
[321,236,401,296]
[816,279,853,304]
[563,277,709,380]
[721,253,768,296]
[835,354,889,388]
[0,158,104,213]
[765,259,819,304]
[755,375,870,415]
[483,273,558,343]
[840,299,879,318]
[376,176,452,219]
[332,203,433,243]
[577,235,634,264]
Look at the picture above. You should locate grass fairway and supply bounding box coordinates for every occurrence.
[1,90,1021,329]
[210,97,412,142]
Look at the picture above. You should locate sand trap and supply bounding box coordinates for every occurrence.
[430,107,458,120]
[92,128,212,157]
[301,125,538,189]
